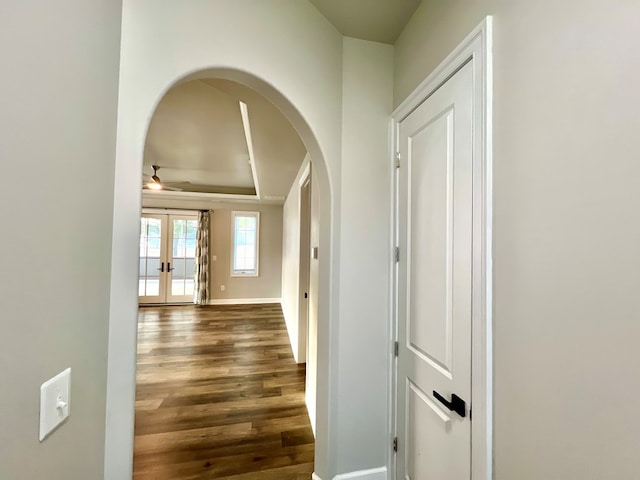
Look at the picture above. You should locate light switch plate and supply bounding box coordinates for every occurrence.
[39,368,71,441]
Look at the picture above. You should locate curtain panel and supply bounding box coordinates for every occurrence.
[194,210,210,305]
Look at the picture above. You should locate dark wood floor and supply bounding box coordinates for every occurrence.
[133,304,314,480]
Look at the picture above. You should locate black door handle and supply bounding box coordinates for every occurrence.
[157,262,165,272]
[167,262,175,272]
[433,391,466,418]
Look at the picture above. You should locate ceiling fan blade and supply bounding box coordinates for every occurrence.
[142,183,183,192]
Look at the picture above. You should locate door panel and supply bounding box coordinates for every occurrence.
[407,380,469,480]
[397,61,473,480]
[166,216,198,303]
[139,215,168,304]
[408,109,453,375]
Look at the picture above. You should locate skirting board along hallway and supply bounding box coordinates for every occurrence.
[207,297,281,305]
[313,466,388,480]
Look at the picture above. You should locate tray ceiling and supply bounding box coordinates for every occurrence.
[143,79,306,201]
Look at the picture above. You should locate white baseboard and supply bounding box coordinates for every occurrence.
[335,467,387,480]
[281,300,302,363]
[207,297,281,305]
[313,467,388,480]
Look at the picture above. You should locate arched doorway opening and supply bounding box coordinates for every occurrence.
[105,68,337,479]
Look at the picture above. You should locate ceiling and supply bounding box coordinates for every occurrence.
[143,79,306,201]
[143,1,422,204]
[310,0,422,44]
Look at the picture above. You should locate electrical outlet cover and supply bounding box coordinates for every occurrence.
[39,368,71,441]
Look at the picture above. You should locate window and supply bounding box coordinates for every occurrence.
[231,211,260,276]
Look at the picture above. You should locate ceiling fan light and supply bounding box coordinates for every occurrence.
[146,181,162,190]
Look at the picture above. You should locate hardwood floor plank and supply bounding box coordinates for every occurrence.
[133,304,314,479]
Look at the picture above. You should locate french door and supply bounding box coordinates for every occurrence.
[139,214,198,304]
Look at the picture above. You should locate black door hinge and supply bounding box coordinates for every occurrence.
[393,437,398,452]
[394,341,399,357]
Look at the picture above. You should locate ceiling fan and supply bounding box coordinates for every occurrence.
[143,165,183,191]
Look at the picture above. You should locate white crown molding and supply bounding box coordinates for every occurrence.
[142,190,288,206]
[141,207,201,215]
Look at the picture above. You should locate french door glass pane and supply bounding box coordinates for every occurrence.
[139,217,162,297]
[171,219,198,297]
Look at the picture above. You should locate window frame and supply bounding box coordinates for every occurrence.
[230,211,260,277]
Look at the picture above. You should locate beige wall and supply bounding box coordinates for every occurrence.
[396,2,640,478]
[0,1,122,479]
[142,199,283,301]
[209,205,283,301]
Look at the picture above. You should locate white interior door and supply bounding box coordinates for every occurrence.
[139,213,197,304]
[396,61,474,480]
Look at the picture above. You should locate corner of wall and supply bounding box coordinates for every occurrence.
[281,299,300,363]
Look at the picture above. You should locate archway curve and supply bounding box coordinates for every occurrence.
[144,66,333,198]
[105,66,337,480]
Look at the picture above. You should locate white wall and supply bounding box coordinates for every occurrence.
[307,168,321,436]
[396,2,640,478]
[0,1,122,479]
[337,37,394,474]
[282,157,312,362]
[107,2,343,479]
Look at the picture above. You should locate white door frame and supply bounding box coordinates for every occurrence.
[138,213,169,304]
[138,212,198,304]
[165,214,199,303]
[298,168,312,364]
[390,17,493,480]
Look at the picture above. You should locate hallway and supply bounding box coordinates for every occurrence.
[133,304,314,479]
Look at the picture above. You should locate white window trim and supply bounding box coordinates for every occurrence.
[230,211,260,277]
